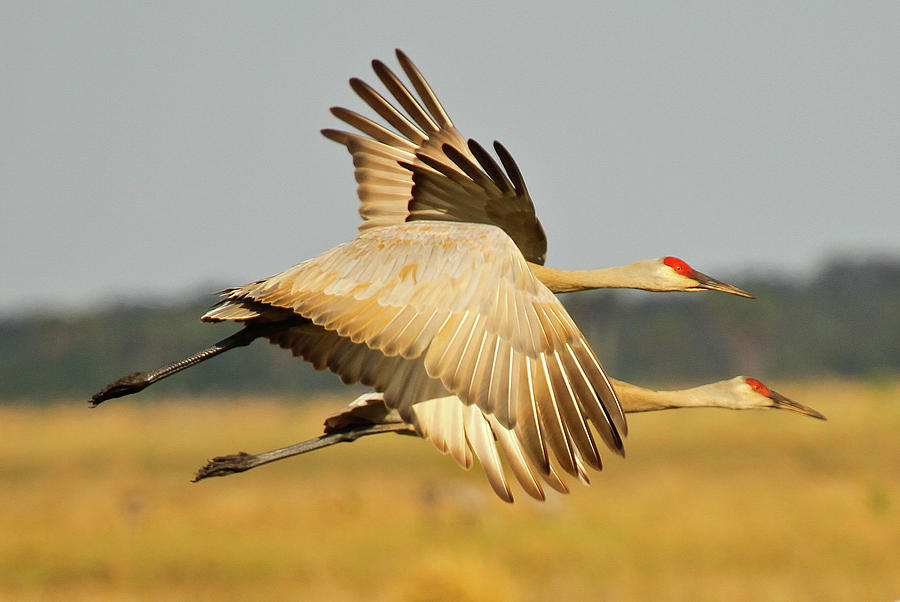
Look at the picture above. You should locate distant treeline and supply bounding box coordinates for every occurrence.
[2,257,897,402]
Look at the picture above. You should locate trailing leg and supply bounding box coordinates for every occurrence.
[89,325,266,407]
[192,422,416,481]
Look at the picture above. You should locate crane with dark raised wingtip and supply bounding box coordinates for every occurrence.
[322,49,753,299]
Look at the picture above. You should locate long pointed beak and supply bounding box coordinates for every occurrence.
[692,271,755,298]
[770,390,827,420]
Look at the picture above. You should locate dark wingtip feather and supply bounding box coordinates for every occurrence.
[609,427,625,457]
[394,49,452,128]
[321,128,352,145]
[348,77,367,93]
[440,143,489,184]
[492,140,528,194]
[467,138,514,193]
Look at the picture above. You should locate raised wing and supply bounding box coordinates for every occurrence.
[203,222,625,485]
[322,49,548,265]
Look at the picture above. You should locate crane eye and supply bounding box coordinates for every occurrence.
[663,256,694,277]
[745,378,772,397]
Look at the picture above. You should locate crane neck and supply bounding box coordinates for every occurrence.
[610,379,721,413]
[528,262,657,294]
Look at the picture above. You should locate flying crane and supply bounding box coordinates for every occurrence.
[193,377,825,503]
[323,49,753,297]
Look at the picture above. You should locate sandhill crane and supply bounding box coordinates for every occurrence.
[323,50,753,298]
[193,377,825,502]
[94,221,630,492]
[89,51,762,500]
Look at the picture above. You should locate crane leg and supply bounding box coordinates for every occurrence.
[89,324,267,407]
[192,422,417,482]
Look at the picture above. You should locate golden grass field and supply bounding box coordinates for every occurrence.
[2,379,898,601]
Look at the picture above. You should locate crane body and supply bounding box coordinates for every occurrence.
[324,50,753,298]
[193,378,825,503]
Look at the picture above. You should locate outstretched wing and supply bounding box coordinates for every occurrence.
[204,222,625,482]
[322,49,548,265]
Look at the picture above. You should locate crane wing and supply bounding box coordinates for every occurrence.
[322,49,548,265]
[203,222,625,481]
[261,324,589,501]
[323,391,573,502]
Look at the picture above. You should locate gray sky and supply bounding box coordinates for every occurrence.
[2,2,897,316]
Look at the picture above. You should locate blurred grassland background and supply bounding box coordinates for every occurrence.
[2,380,898,601]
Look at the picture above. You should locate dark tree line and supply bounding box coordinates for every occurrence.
[2,257,897,402]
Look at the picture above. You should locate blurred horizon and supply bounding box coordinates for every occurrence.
[4,254,897,403]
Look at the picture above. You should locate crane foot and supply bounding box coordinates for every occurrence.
[89,372,152,407]
[192,452,254,482]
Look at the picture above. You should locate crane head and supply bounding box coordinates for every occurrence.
[660,256,754,298]
[736,377,827,419]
